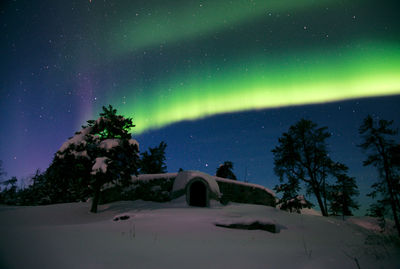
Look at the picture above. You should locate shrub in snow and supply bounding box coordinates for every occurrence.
[274,178,312,213]
[278,195,313,214]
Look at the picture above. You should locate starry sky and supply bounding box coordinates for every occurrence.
[0,0,399,214]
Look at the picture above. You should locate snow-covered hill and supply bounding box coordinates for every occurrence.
[0,200,399,269]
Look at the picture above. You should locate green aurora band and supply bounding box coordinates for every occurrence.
[111,0,338,53]
[116,41,400,134]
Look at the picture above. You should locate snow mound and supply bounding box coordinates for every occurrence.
[347,217,383,232]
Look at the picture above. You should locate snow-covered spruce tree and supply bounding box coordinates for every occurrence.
[359,115,400,236]
[216,161,237,180]
[139,141,167,174]
[328,163,359,217]
[272,119,352,217]
[51,105,139,213]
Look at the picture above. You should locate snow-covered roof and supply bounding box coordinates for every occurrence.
[172,170,221,196]
[214,176,276,197]
[131,173,178,183]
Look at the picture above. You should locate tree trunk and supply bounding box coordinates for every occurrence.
[90,181,101,213]
[322,176,328,215]
[313,185,328,216]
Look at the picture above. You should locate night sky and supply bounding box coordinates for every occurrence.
[1,0,399,214]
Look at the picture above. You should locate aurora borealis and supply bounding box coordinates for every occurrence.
[1,0,399,213]
[119,41,400,133]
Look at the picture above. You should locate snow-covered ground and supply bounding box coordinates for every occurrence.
[0,200,399,269]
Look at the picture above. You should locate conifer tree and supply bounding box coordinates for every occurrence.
[328,163,359,217]
[139,141,167,174]
[1,176,18,204]
[50,105,139,213]
[216,161,237,180]
[19,170,52,205]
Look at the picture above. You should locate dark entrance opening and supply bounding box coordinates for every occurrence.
[189,181,207,207]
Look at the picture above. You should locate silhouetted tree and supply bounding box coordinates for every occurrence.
[359,115,400,236]
[139,141,167,174]
[272,119,350,216]
[46,153,93,203]
[329,163,359,217]
[0,176,18,204]
[216,161,237,180]
[18,170,52,205]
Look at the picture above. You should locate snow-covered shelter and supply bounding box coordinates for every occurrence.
[171,171,221,207]
[102,170,276,208]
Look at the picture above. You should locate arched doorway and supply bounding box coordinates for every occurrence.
[189,180,207,207]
